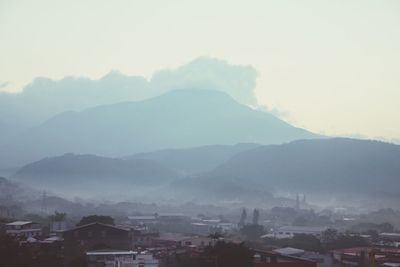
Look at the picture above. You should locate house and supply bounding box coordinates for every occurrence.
[86,249,159,267]
[6,221,42,238]
[63,222,132,265]
[63,222,132,250]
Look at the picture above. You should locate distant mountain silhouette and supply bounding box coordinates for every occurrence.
[9,138,400,207]
[125,143,260,174]
[179,138,400,195]
[0,57,258,135]
[0,176,39,205]
[0,120,23,146]
[0,89,319,168]
[12,153,180,194]
[0,72,149,133]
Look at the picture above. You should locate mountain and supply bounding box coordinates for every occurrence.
[0,57,258,135]
[179,138,400,196]
[0,72,149,131]
[0,89,319,168]
[0,120,23,146]
[12,153,180,196]
[0,176,39,206]
[124,143,260,174]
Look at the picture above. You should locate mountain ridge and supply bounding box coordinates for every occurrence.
[190,138,400,194]
[0,89,319,168]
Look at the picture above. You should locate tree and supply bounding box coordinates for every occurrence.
[252,209,260,225]
[240,224,265,240]
[77,215,114,226]
[322,228,338,243]
[49,211,66,222]
[208,232,224,246]
[203,241,253,267]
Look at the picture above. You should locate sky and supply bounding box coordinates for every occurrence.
[0,0,399,141]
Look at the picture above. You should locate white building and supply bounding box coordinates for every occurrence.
[262,226,328,239]
[6,221,42,238]
[86,250,159,267]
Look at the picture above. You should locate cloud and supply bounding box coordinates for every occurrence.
[0,81,9,90]
[257,105,290,120]
[150,57,258,105]
[0,57,259,130]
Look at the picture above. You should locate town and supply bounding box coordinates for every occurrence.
[1,1,400,267]
[2,199,400,267]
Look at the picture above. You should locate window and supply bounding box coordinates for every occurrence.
[88,230,93,237]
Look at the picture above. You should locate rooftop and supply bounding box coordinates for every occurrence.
[273,247,305,256]
[278,226,328,232]
[86,249,136,256]
[128,216,156,220]
[6,221,35,226]
[63,222,130,233]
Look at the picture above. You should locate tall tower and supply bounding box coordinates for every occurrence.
[295,194,300,210]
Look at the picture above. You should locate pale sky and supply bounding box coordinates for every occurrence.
[1,0,399,141]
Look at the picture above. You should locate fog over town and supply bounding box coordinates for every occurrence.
[1,1,400,267]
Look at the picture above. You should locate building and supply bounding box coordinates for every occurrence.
[151,232,191,247]
[218,222,236,232]
[132,229,159,248]
[332,247,400,266]
[272,247,330,267]
[380,233,400,242]
[86,250,159,267]
[273,247,305,257]
[252,249,316,267]
[189,222,210,235]
[50,220,67,233]
[63,222,132,250]
[6,221,42,238]
[128,215,157,225]
[264,226,327,239]
[157,213,189,223]
[19,235,64,266]
[63,222,132,265]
